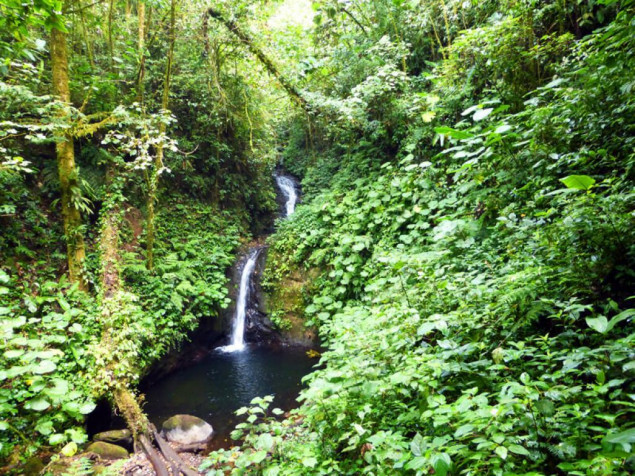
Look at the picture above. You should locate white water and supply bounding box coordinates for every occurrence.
[275,174,297,217]
[219,249,260,353]
[219,174,298,353]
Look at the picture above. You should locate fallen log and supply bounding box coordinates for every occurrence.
[153,429,200,476]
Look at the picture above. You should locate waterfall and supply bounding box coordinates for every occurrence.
[219,248,260,353]
[219,173,298,353]
[275,174,297,217]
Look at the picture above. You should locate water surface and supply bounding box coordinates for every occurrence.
[142,345,315,448]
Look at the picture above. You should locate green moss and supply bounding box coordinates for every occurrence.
[85,441,129,460]
[262,247,318,344]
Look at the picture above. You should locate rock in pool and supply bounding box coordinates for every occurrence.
[161,414,214,444]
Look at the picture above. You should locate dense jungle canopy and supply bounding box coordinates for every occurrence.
[0,0,634,474]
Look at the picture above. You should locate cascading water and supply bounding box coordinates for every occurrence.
[219,248,260,353]
[275,174,297,217]
[219,173,298,353]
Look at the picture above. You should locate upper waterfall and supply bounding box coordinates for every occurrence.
[275,174,298,217]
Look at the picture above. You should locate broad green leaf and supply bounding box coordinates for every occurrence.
[586,315,608,333]
[44,378,69,398]
[559,175,596,191]
[34,360,57,374]
[49,433,65,445]
[35,420,54,435]
[604,428,635,445]
[61,442,78,457]
[434,126,474,140]
[509,444,530,456]
[430,453,451,476]
[251,450,267,464]
[255,433,274,452]
[606,309,634,332]
[454,424,474,438]
[4,349,24,359]
[410,433,424,456]
[495,446,508,460]
[473,108,493,121]
[26,398,50,412]
[78,402,96,415]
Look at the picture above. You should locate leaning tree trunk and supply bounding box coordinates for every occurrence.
[98,179,198,476]
[206,7,310,112]
[51,18,88,291]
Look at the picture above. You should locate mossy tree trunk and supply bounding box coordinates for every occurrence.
[146,0,175,270]
[137,0,146,102]
[98,183,197,476]
[51,19,88,291]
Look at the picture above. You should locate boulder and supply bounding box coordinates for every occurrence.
[93,429,133,447]
[85,441,129,460]
[161,414,213,445]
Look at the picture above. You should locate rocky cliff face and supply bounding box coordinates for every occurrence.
[257,247,319,347]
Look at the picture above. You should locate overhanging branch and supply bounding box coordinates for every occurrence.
[206,8,310,113]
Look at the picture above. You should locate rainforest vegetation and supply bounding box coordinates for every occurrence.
[1,0,634,474]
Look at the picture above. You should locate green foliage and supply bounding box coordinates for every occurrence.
[0,271,99,459]
[2,0,634,473]
[121,200,242,365]
[204,1,635,474]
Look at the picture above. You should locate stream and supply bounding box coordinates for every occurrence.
[139,171,310,449]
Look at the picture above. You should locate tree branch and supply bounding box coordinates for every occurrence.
[206,8,310,113]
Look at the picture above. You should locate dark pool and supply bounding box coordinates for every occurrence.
[140,344,316,449]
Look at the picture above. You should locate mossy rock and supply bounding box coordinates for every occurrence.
[162,414,213,444]
[23,456,45,475]
[85,441,129,460]
[93,429,132,447]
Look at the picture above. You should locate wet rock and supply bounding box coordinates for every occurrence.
[93,429,133,447]
[85,441,129,460]
[162,414,214,445]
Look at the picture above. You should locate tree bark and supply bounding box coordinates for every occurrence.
[146,0,176,270]
[108,0,115,69]
[51,19,88,291]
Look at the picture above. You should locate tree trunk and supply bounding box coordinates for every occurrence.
[146,0,176,270]
[51,20,88,291]
[108,0,115,69]
[98,191,196,476]
[137,0,146,102]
